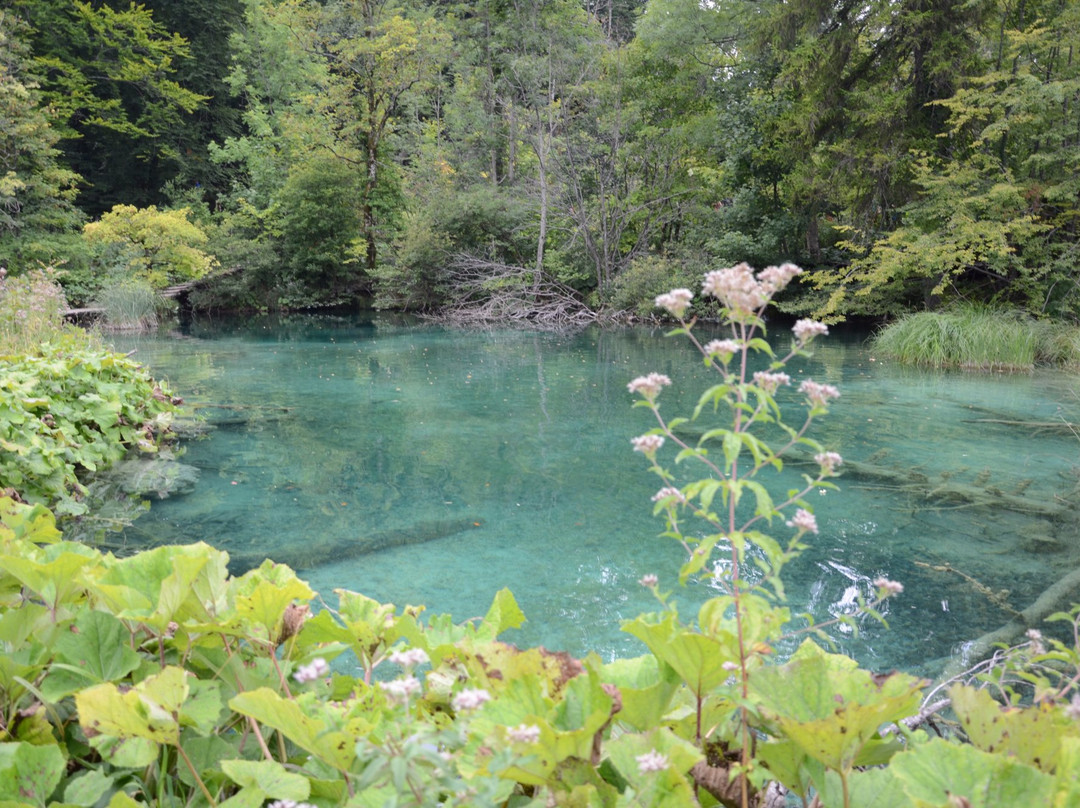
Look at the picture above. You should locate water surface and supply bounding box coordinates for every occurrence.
[109,312,1080,675]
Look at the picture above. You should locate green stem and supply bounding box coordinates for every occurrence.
[176,743,217,807]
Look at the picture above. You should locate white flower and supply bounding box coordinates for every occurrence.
[452,688,491,711]
[389,647,430,668]
[757,262,802,293]
[753,371,791,394]
[655,288,693,318]
[814,451,843,474]
[507,724,541,744]
[704,339,741,358]
[627,372,673,401]
[636,749,669,774]
[873,577,904,596]
[792,318,829,344]
[702,263,768,314]
[293,657,330,683]
[380,676,422,705]
[631,434,665,455]
[638,573,659,587]
[799,379,840,408]
[786,508,818,534]
[651,486,685,503]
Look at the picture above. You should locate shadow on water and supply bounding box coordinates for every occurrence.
[106,312,1080,674]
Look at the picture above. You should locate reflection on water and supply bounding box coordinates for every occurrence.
[108,312,1080,675]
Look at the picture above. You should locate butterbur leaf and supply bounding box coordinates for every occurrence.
[75,666,195,765]
[600,655,681,730]
[229,688,354,772]
[220,759,310,800]
[0,742,65,807]
[477,588,526,641]
[42,610,141,699]
[949,683,1079,772]
[889,738,1054,806]
[844,766,915,807]
[751,640,923,773]
[62,770,116,808]
[622,612,735,698]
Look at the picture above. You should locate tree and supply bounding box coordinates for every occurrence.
[82,205,216,288]
[0,14,83,272]
[274,0,450,274]
[809,0,1080,318]
[7,0,207,214]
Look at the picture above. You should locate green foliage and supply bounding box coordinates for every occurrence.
[0,268,89,355]
[82,205,216,289]
[92,279,169,332]
[274,156,368,303]
[0,345,180,516]
[604,255,702,318]
[870,305,1080,370]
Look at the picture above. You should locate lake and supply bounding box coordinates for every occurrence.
[108,311,1080,677]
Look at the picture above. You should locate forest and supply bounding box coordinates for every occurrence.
[1,0,1078,324]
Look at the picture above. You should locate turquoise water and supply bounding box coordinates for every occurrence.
[109,312,1080,676]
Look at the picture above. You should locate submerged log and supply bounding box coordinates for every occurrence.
[937,563,1080,682]
[226,516,483,575]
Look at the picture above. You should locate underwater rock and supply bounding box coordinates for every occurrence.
[96,459,201,499]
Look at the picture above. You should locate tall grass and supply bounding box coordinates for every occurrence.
[93,280,167,331]
[871,306,1080,371]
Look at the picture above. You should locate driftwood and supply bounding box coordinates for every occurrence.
[430,257,602,329]
[776,447,1070,519]
[937,563,1080,681]
[225,516,483,575]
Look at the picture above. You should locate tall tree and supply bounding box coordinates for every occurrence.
[7,0,207,214]
[0,14,82,271]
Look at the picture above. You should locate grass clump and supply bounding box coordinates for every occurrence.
[871,305,1080,371]
[93,278,169,331]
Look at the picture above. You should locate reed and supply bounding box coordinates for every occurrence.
[870,306,1080,371]
[94,280,166,331]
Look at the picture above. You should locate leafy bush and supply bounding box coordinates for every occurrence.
[0,267,96,354]
[82,205,217,289]
[0,345,180,516]
[604,254,704,317]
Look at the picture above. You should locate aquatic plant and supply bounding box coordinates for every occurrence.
[93,278,168,331]
[871,305,1080,370]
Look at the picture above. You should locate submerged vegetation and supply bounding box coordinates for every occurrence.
[871,306,1080,371]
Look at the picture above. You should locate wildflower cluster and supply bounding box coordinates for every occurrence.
[292,657,330,683]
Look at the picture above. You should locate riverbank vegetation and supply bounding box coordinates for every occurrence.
[871,306,1080,371]
[1,0,1079,335]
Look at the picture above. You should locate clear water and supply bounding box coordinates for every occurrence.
[108,312,1080,677]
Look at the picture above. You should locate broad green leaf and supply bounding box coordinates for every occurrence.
[950,684,1079,772]
[62,770,116,808]
[0,499,61,545]
[75,666,192,764]
[0,546,97,612]
[0,742,65,808]
[229,688,354,772]
[751,640,923,773]
[476,588,526,641]
[890,738,1055,807]
[605,728,701,806]
[845,766,918,807]
[622,612,734,698]
[220,759,310,800]
[600,655,681,730]
[42,611,141,700]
